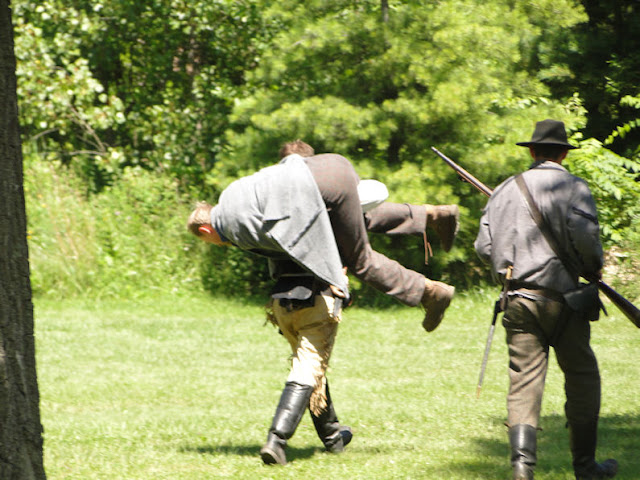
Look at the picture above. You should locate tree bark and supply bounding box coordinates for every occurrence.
[0,0,46,478]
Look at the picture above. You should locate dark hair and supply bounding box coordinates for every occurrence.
[279,140,315,159]
[531,144,567,160]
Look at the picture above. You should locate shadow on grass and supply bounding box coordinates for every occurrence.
[180,443,321,462]
[448,413,640,479]
[179,414,638,477]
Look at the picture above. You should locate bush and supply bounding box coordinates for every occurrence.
[25,157,202,299]
[604,229,640,302]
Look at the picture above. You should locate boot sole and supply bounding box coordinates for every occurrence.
[260,447,286,465]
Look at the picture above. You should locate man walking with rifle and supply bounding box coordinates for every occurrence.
[473,120,618,479]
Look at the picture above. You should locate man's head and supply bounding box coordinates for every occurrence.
[516,119,577,162]
[187,202,230,245]
[529,144,569,163]
[279,139,315,159]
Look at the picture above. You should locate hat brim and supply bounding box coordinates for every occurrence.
[516,141,578,150]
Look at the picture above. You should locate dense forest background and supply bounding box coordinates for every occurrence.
[14,0,640,304]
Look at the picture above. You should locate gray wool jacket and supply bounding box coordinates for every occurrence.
[474,161,603,293]
[210,155,348,296]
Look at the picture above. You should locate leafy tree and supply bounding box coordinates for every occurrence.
[566,137,640,244]
[13,0,276,192]
[561,0,640,158]
[12,0,125,192]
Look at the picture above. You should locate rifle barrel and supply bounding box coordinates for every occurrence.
[431,147,493,197]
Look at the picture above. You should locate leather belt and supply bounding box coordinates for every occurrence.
[510,283,564,302]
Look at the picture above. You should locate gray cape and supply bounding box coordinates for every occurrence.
[211,156,348,295]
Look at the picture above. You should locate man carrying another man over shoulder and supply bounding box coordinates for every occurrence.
[188,141,460,465]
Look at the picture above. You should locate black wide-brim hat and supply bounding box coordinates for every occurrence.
[516,119,578,149]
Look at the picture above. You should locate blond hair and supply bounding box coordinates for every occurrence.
[187,201,214,237]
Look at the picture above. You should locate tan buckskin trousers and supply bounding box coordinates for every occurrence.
[272,295,341,416]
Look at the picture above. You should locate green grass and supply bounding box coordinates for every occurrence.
[36,290,640,479]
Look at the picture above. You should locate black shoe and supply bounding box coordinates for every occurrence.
[574,458,618,479]
[570,421,618,479]
[324,426,353,453]
[261,382,312,466]
[260,433,287,465]
[310,381,353,453]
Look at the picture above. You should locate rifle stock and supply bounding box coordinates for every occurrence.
[432,146,640,328]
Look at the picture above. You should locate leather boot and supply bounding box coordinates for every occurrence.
[421,279,455,332]
[260,382,313,465]
[310,382,353,453]
[425,204,460,252]
[509,424,537,480]
[569,422,618,479]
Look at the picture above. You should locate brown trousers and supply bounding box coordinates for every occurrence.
[365,202,427,236]
[305,154,426,306]
[503,295,601,428]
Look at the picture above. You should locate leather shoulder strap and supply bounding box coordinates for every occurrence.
[514,174,577,277]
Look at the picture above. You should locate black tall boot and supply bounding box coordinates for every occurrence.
[569,422,618,479]
[309,382,353,453]
[509,424,537,480]
[260,382,313,465]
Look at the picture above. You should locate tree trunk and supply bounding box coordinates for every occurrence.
[0,0,46,478]
[381,0,389,23]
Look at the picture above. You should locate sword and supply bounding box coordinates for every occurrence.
[476,265,512,398]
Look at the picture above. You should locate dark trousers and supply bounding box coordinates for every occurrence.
[503,295,601,428]
[305,154,426,306]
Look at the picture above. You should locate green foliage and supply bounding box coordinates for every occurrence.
[565,138,640,245]
[13,0,276,192]
[13,1,126,192]
[605,236,640,303]
[25,157,100,296]
[563,1,640,158]
[14,0,640,296]
[24,156,202,298]
[199,246,272,300]
[605,95,640,157]
[24,154,275,300]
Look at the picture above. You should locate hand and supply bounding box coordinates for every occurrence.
[329,285,346,298]
[329,268,349,298]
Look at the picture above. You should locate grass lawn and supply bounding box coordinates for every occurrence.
[35,289,640,479]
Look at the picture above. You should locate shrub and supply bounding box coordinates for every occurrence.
[25,157,202,299]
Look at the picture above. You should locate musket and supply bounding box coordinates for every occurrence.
[431,146,640,329]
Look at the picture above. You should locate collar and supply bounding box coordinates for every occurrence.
[528,160,567,172]
[279,153,304,164]
[209,205,230,243]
